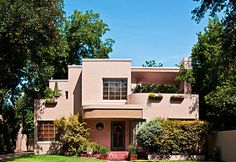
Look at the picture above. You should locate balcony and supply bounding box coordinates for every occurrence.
[128,93,199,120]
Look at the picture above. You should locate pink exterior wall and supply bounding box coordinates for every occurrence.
[34,58,199,154]
[86,119,130,150]
[208,130,236,162]
[128,93,199,120]
[82,59,132,106]
[34,66,82,154]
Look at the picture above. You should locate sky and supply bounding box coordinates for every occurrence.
[64,0,208,67]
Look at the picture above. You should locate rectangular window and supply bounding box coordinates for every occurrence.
[65,91,68,99]
[103,78,127,100]
[38,121,55,141]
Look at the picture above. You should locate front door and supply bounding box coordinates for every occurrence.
[111,121,125,151]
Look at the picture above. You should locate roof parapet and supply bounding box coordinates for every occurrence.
[82,58,132,62]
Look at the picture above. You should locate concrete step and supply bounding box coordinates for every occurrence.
[108,151,129,161]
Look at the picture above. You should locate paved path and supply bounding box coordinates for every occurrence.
[0,152,34,161]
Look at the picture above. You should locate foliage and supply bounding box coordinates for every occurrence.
[136,119,208,155]
[1,155,107,162]
[66,10,114,65]
[54,114,90,155]
[142,60,163,67]
[148,93,163,100]
[0,0,64,153]
[128,144,137,155]
[77,140,103,155]
[44,85,62,103]
[132,84,179,94]
[192,1,236,130]
[136,120,162,149]
[99,146,109,156]
[191,17,236,130]
[53,82,61,97]
[175,65,195,84]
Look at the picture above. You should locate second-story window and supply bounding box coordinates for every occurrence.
[103,78,127,100]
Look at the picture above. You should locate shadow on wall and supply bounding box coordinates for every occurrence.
[187,94,199,116]
[34,100,46,120]
[73,74,82,115]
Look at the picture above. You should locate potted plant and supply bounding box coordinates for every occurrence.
[148,92,163,100]
[128,144,137,161]
[44,87,58,106]
[54,82,61,97]
[99,146,108,160]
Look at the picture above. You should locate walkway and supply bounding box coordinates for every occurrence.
[0,152,34,161]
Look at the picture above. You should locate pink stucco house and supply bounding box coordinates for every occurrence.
[34,57,199,154]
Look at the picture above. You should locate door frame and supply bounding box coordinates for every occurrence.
[110,121,125,151]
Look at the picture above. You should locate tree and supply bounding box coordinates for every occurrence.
[0,0,64,152]
[191,17,236,129]
[66,10,114,65]
[192,1,236,130]
[0,1,115,153]
[142,60,163,67]
[52,10,115,79]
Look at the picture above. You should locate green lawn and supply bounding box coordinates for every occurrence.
[132,160,218,162]
[2,155,106,162]
[2,155,218,162]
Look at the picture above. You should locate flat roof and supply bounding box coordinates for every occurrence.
[132,66,180,73]
[67,65,82,68]
[82,58,132,62]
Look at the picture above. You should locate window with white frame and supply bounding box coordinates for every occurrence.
[103,78,127,100]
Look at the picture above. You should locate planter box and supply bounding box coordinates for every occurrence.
[170,95,184,103]
[148,94,163,102]
[100,155,108,160]
[148,154,205,160]
[130,155,137,161]
[45,99,57,107]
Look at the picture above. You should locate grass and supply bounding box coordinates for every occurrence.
[2,155,219,162]
[1,155,106,162]
[132,160,218,162]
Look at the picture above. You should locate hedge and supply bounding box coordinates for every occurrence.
[132,84,179,93]
[136,119,208,155]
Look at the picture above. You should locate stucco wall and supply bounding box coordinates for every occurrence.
[86,119,130,150]
[128,93,199,120]
[208,130,236,162]
[82,59,132,106]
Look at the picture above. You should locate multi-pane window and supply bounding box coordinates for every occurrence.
[38,121,55,141]
[103,78,127,100]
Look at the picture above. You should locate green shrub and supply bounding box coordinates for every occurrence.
[136,120,162,149]
[77,140,103,155]
[132,84,179,93]
[54,114,90,155]
[99,146,109,156]
[136,119,208,155]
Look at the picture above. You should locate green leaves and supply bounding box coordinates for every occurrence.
[54,114,90,155]
[66,10,114,65]
[142,60,163,67]
[136,119,208,155]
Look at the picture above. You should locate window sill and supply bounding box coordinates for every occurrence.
[36,141,53,144]
[102,100,127,103]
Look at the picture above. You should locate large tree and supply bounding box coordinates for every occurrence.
[52,10,114,79]
[0,0,65,152]
[0,1,114,152]
[192,0,236,130]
